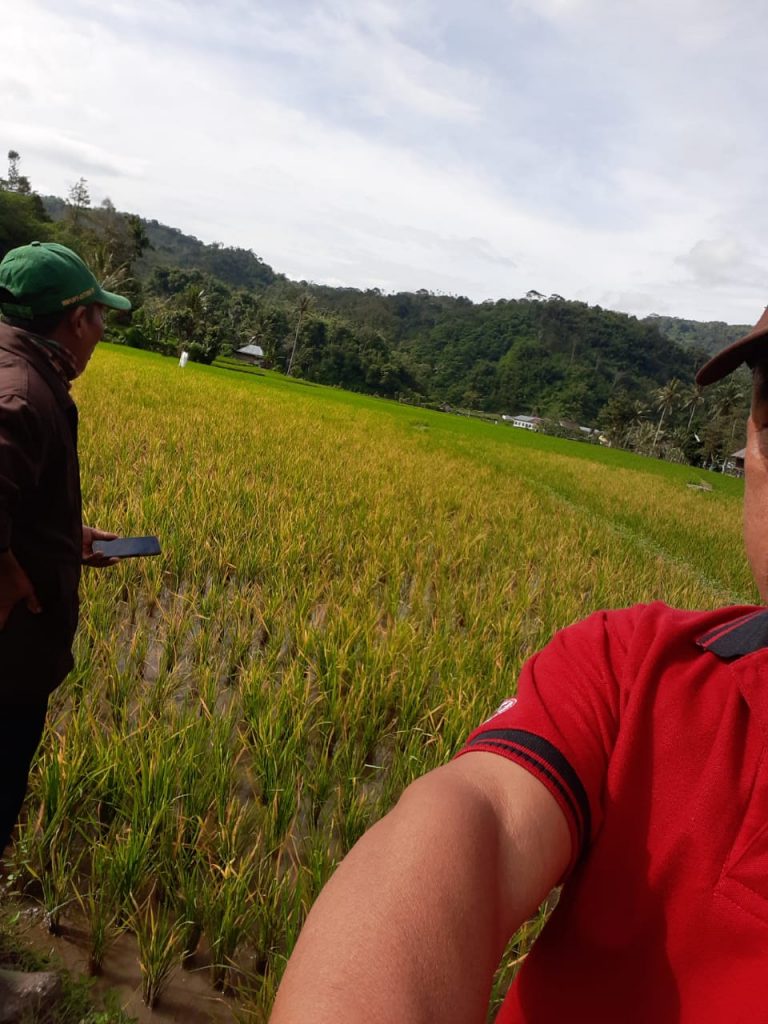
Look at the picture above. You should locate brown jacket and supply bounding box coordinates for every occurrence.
[0,323,81,699]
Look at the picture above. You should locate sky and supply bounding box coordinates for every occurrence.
[2,0,768,325]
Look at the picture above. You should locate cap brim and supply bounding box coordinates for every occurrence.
[96,287,132,312]
[696,308,768,386]
[696,337,762,386]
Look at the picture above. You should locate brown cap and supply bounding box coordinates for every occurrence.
[696,307,768,386]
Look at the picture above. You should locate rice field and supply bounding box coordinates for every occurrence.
[6,343,752,1020]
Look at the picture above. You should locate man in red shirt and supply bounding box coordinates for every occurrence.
[270,310,768,1024]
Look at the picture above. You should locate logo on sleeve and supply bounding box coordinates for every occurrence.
[483,697,517,723]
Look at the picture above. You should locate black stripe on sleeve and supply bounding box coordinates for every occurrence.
[466,728,592,856]
[696,609,768,659]
[697,611,760,647]
[467,738,585,854]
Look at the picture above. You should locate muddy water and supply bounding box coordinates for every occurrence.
[23,911,237,1023]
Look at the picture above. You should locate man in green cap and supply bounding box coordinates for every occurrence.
[0,241,131,857]
[0,240,132,1013]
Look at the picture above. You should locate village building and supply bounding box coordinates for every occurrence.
[233,343,265,366]
[503,414,542,431]
[724,447,745,477]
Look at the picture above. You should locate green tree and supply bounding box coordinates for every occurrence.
[0,192,52,256]
[710,377,745,424]
[599,390,636,445]
[66,177,91,234]
[258,307,290,369]
[624,419,658,457]
[287,294,313,376]
[682,384,706,434]
[3,151,31,194]
[711,376,747,454]
[652,378,683,451]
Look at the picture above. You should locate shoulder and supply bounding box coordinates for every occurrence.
[0,349,55,447]
[553,602,757,663]
[0,344,32,400]
[0,333,62,422]
[0,357,51,432]
[598,601,762,672]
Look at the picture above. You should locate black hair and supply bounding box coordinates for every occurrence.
[0,290,101,337]
[0,309,70,335]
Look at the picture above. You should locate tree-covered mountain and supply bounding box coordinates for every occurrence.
[263,285,700,421]
[642,314,750,356]
[0,149,753,466]
[27,183,704,420]
[42,194,279,292]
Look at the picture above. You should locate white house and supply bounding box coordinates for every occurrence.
[502,414,542,431]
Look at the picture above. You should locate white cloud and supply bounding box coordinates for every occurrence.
[507,0,594,19]
[3,123,144,181]
[677,238,768,290]
[2,0,768,324]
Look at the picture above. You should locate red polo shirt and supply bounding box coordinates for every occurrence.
[458,602,768,1023]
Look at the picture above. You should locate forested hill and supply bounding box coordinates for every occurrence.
[284,286,703,422]
[642,314,750,356]
[0,157,750,466]
[43,195,279,291]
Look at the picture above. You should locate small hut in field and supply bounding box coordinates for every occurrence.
[233,343,265,366]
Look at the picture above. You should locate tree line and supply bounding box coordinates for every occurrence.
[0,150,749,467]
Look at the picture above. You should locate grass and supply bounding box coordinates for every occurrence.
[3,342,754,1019]
[0,904,136,1023]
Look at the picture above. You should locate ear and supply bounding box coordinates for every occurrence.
[67,304,89,336]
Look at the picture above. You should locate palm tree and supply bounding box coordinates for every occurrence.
[161,286,210,358]
[287,294,313,376]
[689,378,747,470]
[631,399,649,424]
[653,378,683,451]
[710,377,746,467]
[625,420,658,457]
[682,384,706,434]
[711,377,745,424]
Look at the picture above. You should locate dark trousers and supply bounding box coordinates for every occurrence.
[0,699,49,853]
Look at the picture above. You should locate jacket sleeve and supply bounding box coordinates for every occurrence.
[0,390,46,551]
[455,608,633,876]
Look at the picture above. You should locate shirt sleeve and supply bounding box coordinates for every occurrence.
[0,389,45,551]
[455,608,630,877]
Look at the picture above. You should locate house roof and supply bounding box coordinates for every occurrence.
[235,344,264,357]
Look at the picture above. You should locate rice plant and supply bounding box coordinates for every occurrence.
[130,890,184,1008]
[3,344,751,1019]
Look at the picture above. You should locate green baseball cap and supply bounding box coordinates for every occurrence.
[0,241,131,319]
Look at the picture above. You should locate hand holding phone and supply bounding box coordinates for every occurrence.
[92,536,162,559]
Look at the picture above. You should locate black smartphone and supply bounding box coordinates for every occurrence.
[92,536,162,559]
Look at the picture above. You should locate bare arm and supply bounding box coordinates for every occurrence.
[270,753,571,1024]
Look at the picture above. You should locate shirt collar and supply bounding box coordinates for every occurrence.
[22,333,78,390]
[696,609,768,660]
